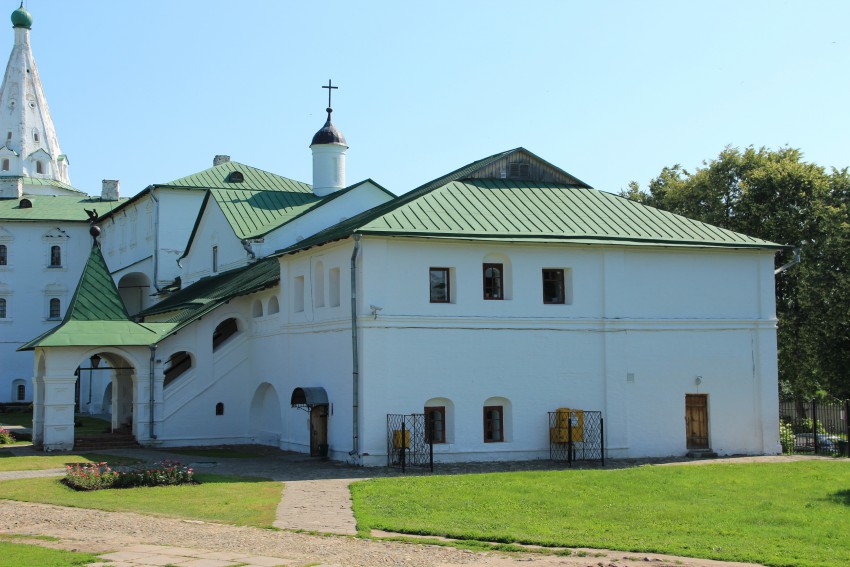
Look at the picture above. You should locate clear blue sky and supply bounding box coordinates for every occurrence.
[17,0,850,198]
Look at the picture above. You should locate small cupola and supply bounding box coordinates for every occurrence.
[11,3,32,29]
[310,80,347,197]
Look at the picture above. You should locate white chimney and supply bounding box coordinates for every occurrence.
[101,179,120,201]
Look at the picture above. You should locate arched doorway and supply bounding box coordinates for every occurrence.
[249,383,282,445]
[117,272,151,316]
[291,387,329,457]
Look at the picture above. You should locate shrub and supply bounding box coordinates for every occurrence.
[0,428,15,444]
[779,420,795,454]
[64,460,195,491]
[791,417,826,435]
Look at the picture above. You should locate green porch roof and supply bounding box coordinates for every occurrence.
[0,195,125,222]
[138,257,280,334]
[18,245,173,350]
[277,148,785,255]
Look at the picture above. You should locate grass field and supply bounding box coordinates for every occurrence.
[0,453,140,471]
[0,541,100,567]
[351,461,850,567]
[0,474,282,527]
[0,412,109,436]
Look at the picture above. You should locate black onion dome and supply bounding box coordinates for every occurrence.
[311,112,347,146]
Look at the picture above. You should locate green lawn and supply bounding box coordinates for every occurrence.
[351,461,850,567]
[0,541,100,567]
[0,413,32,428]
[0,474,282,527]
[0,453,140,471]
[0,413,110,436]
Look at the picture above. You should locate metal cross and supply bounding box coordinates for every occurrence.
[322,79,338,111]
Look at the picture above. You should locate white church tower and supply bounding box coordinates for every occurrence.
[0,3,72,199]
[310,80,347,197]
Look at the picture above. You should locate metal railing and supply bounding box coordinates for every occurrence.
[548,409,604,466]
[386,413,433,472]
[779,398,850,457]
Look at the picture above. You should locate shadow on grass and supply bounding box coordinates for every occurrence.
[829,489,850,505]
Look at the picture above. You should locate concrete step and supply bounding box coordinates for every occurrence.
[686,449,718,458]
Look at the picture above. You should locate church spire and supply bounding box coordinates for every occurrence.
[0,3,71,191]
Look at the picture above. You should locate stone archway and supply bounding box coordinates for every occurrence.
[249,383,282,446]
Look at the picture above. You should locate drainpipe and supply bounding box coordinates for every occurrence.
[349,234,361,457]
[774,247,801,275]
[150,187,162,292]
[148,344,158,440]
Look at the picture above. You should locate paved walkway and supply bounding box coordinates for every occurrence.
[92,544,298,567]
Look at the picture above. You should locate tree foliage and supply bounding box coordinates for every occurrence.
[624,146,849,398]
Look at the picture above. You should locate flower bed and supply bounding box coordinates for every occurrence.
[63,460,195,491]
[0,428,15,444]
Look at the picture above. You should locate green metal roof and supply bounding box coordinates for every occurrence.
[0,195,124,222]
[160,161,312,192]
[138,257,280,335]
[277,148,784,255]
[20,176,88,195]
[18,246,174,350]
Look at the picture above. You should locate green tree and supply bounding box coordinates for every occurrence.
[625,146,849,398]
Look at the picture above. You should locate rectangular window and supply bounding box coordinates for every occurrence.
[0,244,6,265]
[0,298,6,318]
[425,406,446,443]
[484,406,504,442]
[483,263,503,300]
[294,276,305,312]
[542,269,565,304]
[429,268,450,303]
[212,246,218,273]
[49,245,61,267]
[49,298,60,319]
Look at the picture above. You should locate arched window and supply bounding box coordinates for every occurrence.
[483,396,512,443]
[215,402,224,416]
[49,298,60,319]
[16,383,25,401]
[425,397,454,444]
[49,245,61,267]
[1,159,9,171]
[212,318,238,351]
[268,295,280,314]
[35,160,43,174]
[163,351,192,388]
[252,299,263,318]
[0,298,6,318]
[0,244,6,265]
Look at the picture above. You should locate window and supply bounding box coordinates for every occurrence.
[35,160,43,174]
[49,245,61,267]
[49,298,60,319]
[163,351,192,387]
[542,269,565,304]
[33,130,39,143]
[6,131,11,141]
[0,298,6,318]
[16,383,24,401]
[0,244,6,265]
[329,267,340,307]
[212,246,218,273]
[1,159,8,171]
[425,406,446,443]
[212,318,238,350]
[508,162,530,179]
[484,406,504,442]
[483,263,503,300]
[268,295,280,314]
[294,276,305,312]
[215,402,225,415]
[429,268,450,303]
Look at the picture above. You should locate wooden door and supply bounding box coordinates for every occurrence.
[685,394,709,449]
[309,405,329,457]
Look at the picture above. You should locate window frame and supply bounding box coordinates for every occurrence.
[49,245,61,267]
[482,263,504,300]
[0,297,6,318]
[48,297,61,319]
[0,244,5,265]
[429,267,451,303]
[16,383,25,401]
[424,406,446,444]
[483,405,504,442]
[542,268,566,304]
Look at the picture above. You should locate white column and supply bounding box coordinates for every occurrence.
[42,375,76,451]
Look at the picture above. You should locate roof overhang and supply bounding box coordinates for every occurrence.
[291,387,329,410]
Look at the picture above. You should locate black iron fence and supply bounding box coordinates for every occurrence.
[548,409,604,466]
[779,399,849,457]
[386,413,434,472]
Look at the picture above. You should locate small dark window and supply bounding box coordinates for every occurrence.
[542,269,565,304]
[49,245,61,267]
[16,383,25,401]
[429,268,450,303]
[0,298,6,318]
[226,171,244,183]
[508,162,530,179]
[163,351,192,388]
[0,244,6,265]
[212,318,238,350]
[33,130,39,143]
[212,246,218,273]
[35,160,43,174]
[19,198,32,208]
[49,298,60,319]
[484,405,504,442]
[425,406,446,443]
[6,131,11,141]
[215,402,224,416]
[483,263,503,300]
[1,159,9,171]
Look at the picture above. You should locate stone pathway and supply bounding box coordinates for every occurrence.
[92,544,293,567]
[274,478,359,535]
